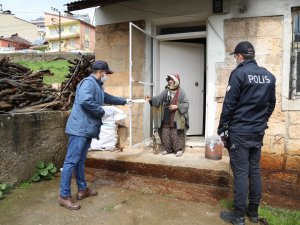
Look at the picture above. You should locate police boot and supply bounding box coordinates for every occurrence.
[246,203,259,223]
[220,211,245,225]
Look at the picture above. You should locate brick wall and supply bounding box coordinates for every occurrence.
[216,16,300,185]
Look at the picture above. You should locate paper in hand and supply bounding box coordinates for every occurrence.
[131,99,147,103]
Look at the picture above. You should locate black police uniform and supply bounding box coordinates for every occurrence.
[217,59,276,216]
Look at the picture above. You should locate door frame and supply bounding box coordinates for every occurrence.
[129,22,154,147]
[153,31,207,135]
[159,41,205,135]
[128,22,208,145]
[154,31,206,95]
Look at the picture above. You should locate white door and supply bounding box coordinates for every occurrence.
[159,41,204,135]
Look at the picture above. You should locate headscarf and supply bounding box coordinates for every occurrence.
[165,73,180,104]
[165,73,180,91]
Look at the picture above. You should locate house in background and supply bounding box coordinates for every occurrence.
[66,0,300,189]
[31,17,46,40]
[0,10,39,43]
[0,33,31,50]
[44,12,95,52]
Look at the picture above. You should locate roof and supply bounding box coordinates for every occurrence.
[66,0,128,11]
[0,34,31,45]
[45,12,95,28]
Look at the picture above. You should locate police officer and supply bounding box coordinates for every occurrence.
[218,41,276,225]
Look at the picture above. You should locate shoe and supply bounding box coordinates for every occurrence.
[220,211,245,225]
[77,188,98,200]
[161,151,168,155]
[246,208,259,223]
[58,196,81,210]
[175,151,183,157]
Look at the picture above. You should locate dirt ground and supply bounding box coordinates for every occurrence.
[0,169,259,225]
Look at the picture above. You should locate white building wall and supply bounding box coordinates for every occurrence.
[94,0,300,137]
[95,0,212,25]
[0,14,39,42]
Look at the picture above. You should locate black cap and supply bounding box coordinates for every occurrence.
[92,60,113,74]
[230,41,255,55]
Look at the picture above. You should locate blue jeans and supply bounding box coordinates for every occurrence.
[60,135,92,197]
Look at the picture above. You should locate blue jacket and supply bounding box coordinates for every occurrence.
[66,75,126,139]
[218,59,276,135]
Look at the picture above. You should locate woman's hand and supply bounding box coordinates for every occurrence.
[144,96,152,101]
[168,104,178,111]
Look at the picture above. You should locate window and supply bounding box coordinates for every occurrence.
[291,9,300,99]
[84,40,89,48]
[50,29,58,36]
[84,27,90,34]
[50,27,64,36]
[69,39,75,48]
[52,41,59,50]
[69,25,77,33]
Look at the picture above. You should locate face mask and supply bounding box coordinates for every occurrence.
[101,74,108,83]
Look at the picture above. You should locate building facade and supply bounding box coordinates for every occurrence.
[44,13,95,53]
[0,12,39,42]
[67,0,300,186]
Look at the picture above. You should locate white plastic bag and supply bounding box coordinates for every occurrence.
[89,106,127,151]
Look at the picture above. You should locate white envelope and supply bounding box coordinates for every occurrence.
[131,99,147,103]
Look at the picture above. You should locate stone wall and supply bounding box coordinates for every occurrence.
[0,111,69,185]
[94,21,146,145]
[215,16,300,185]
[0,52,85,62]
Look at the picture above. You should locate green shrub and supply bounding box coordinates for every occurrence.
[0,183,11,199]
[31,161,57,182]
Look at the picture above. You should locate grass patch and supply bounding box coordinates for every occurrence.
[101,200,127,212]
[17,60,70,84]
[259,204,300,225]
[219,198,233,209]
[219,199,300,225]
[101,205,115,212]
[18,181,32,189]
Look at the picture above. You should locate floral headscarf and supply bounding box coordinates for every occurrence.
[165,73,180,91]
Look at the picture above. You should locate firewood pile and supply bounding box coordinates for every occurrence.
[0,54,95,113]
[0,57,59,112]
[59,54,95,110]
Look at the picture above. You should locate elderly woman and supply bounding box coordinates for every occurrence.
[145,74,189,157]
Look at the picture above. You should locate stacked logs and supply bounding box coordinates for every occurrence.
[0,54,95,113]
[59,54,95,110]
[0,57,59,112]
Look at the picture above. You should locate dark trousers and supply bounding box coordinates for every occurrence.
[228,133,264,216]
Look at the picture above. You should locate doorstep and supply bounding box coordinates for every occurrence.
[86,145,231,188]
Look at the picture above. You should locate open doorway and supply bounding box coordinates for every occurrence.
[128,22,206,146]
[159,39,206,136]
[155,24,206,138]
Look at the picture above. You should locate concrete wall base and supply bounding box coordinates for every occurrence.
[0,111,69,185]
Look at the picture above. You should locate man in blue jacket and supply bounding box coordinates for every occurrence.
[218,42,276,225]
[58,60,130,210]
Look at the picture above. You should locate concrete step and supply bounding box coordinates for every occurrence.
[86,146,231,189]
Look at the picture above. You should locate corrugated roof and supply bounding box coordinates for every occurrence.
[66,0,128,11]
